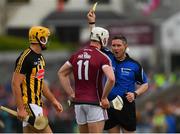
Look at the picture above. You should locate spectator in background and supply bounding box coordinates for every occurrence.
[0,85,7,106]
[152,108,167,132]
[58,26,115,133]
[164,104,176,133]
[87,9,148,133]
[175,104,180,132]
[11,26,63,133]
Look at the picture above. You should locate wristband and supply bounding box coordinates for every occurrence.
[133,92,138,99]
[89,22,95,24]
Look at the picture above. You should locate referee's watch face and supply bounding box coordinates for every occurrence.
[111,39,127,59]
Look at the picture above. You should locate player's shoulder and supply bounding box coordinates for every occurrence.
[101,47,113,55]
[20,48,31,56]
[126,54,142,68]
[96,48,110,60]
[17,48,32,61]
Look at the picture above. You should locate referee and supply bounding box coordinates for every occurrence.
[103,36,148,133]
[87,10,148,133]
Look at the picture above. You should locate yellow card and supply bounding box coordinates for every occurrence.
[92,2,98,12]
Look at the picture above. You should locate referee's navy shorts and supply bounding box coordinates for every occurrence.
[104,97,136,131]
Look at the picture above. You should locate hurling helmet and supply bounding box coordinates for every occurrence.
[29,26,50,50]
[90,27,109,47]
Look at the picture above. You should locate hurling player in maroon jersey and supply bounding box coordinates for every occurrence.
[58,27,115,133]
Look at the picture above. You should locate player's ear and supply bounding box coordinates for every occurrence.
[125,47,130,53]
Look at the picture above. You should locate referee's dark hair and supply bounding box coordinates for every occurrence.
[112,35,127,45]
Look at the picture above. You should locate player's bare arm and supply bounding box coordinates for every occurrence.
[101,65,115,109]
[11,72,28,120]
[58,63,75,99]
[42,82,63,113]
[126,83,148,102]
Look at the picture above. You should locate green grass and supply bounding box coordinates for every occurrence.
[0,36,77,51]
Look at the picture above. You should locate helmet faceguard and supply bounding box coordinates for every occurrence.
[29,26,50,50]
[90,27,109,47]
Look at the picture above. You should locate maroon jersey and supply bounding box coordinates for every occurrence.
[67,46,111,104]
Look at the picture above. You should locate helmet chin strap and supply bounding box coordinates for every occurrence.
[35,33,47,50]
[98,36,103,48]
[40,44,47,50]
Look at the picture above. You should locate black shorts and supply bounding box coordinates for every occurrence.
[104,97,136,131]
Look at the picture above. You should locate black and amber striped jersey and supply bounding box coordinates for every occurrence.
[14,47,45,106]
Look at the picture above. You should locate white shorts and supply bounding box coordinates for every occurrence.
[23,104,43,127]
[75,104,108,125]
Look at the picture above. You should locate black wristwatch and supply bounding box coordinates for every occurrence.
[133,92,138,99]
[89,22,95,24]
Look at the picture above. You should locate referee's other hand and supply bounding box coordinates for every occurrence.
[126,92,135,103]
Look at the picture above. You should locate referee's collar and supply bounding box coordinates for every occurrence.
[115,53,130,63]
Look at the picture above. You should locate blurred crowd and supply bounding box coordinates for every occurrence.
[136,96,180,133]
[136,70,180,133]
[0,71,180,133]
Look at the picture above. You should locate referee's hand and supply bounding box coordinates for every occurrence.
[126,92,135,103]
[87,9,96,23]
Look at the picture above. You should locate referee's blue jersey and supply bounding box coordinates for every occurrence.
[102,48,148,101]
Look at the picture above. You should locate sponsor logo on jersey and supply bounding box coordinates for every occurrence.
[121,68,131,75]
[36,69,45,80]
[34,62,38,65]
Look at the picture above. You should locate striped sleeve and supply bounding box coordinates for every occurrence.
[14,49,31,74]
[135,65,148,84]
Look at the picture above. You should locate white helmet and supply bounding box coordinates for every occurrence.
[90,27,109,47]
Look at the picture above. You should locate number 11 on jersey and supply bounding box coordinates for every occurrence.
[77,60,89,80]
